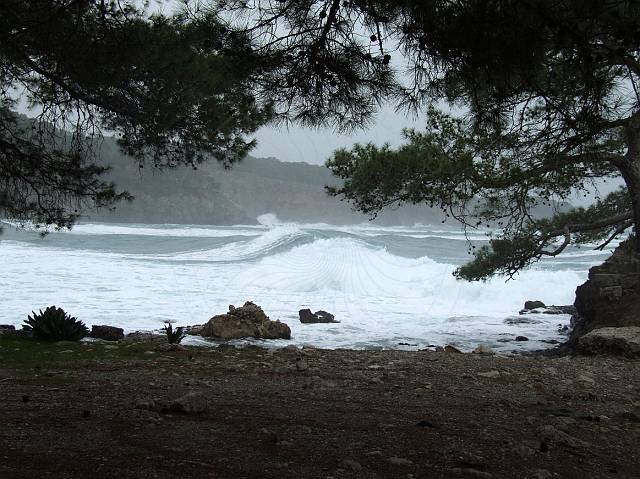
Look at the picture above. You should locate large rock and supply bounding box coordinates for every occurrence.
[90,325,124,341]
[578,327,640,357]
[570,237,640,343]
[298,308,339,324]
[0,325,16,334]
[201,301,291,340]
[524,300,546,310]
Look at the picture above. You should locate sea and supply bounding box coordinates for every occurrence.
[0,214,618,353]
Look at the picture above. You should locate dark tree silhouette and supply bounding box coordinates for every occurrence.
[0,0,273,229]
[219,0,640,279]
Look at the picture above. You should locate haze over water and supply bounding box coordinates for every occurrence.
[1,215,617,352]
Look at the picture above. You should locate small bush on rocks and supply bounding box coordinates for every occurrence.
[163,321,186,344]
[22,306,88,341]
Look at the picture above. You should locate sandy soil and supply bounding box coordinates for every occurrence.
[1,339,639,479]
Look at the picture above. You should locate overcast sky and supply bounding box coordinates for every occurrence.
[253,105,423,165]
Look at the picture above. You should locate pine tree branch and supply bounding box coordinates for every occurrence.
[537,211,634,258]
[539,226,571,256]
[318,0,342,49]
[545,211,634,238]
[595,219,634,251]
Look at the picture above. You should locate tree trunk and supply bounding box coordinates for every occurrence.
[622,116,640,254]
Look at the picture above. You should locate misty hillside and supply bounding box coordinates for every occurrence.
[88,137,448,226]
[6,113,570,227]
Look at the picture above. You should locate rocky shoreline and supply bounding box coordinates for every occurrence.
[71,296,614,357]
[9,283,633,358]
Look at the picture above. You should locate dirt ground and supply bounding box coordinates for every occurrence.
[1,337,639,479]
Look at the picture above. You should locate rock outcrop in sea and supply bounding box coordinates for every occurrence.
[201,301,291,340]
[519,301,577,316]
[298,309,339,324]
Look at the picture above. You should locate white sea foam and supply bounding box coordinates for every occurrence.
[65,223,261,238]
[230,237,583,313]
[163,225,306,261]
[1,222,601,351]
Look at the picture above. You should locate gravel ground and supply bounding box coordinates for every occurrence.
[1,339,639,479]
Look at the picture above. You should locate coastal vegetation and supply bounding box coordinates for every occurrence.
[22,306,88,342]
[0,0,273,229]
[162,321,187,345]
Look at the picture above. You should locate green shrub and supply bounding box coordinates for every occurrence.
[22,306,88,341]
[163,321,186,344]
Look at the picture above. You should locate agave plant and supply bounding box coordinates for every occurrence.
[163,321,186,345]
[23,306,88,341]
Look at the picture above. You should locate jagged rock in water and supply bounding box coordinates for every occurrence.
[201,301,291,340]
[577,327,640,357]
[524,300,546,310]
[519,304,577,315]
[90,325,124,341]
[504,316,543,325]
[570,237,640,344]
[298,308,339,324]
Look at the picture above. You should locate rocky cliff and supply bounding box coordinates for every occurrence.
[569,236,640,351]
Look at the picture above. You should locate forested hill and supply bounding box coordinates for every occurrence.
[88,137,447,226]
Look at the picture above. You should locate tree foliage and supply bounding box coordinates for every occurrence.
[1,0,273,229]
[218,0,640,279]
[3,0,640,282]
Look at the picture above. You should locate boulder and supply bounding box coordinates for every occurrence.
[577,327,640,357]
[90,325,124,341]
[0,325,16,334]
[201,301,291,340]
[524,300,546,310]
[444,345,462,354]
[298,308,339,324]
